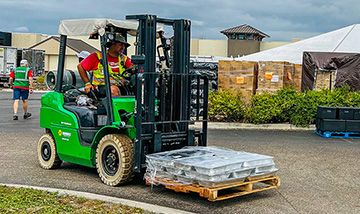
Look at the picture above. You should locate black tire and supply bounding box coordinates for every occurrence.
[37,133,62,169]
[96,134,134,186]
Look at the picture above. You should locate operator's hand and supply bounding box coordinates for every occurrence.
[120,78,126,86]
[84,83,94,93]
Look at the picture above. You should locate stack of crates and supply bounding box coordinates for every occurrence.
[316,106,360,135]
[218,60,258,101]
[292,64,303,91]
[257,61,295,94]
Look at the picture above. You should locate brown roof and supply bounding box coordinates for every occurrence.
[220,24,270,38]
[29,36,99,53]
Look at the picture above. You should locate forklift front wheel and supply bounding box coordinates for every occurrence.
[37,133,62,169]
[96,134,134,186]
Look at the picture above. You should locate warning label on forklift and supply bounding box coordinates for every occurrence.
[62,132,71,138]
[58,129,71,138]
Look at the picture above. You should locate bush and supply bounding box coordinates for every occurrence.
[208,90,245,122]
[289,90,323,127]
[289,86,359,126]
[35,75,45,84]
[245,88,299,124]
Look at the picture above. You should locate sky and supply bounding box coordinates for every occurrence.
[0,0,359,41]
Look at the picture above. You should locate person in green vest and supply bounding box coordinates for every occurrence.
[9,59,34,120]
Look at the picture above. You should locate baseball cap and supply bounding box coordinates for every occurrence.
[20,59,28,65]
[76,51,90,59]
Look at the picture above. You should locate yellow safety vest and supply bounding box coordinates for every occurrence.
[92,52,128,86]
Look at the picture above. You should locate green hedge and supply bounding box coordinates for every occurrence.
[208,90,245,122]
[208,86,360,127]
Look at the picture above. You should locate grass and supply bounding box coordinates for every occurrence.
[0,185,151,214]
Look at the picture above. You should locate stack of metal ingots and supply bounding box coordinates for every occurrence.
[145,147,278,187]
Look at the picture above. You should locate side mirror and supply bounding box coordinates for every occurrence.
[131,55,145,65]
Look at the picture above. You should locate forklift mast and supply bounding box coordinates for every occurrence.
[126,15,209,172]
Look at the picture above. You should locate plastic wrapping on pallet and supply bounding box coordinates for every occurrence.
[145,146,278,187]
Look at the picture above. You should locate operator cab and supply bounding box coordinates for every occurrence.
[56,19,144,144]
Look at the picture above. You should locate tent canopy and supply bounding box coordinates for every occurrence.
[236,24,360,64]
[58,18,163,36]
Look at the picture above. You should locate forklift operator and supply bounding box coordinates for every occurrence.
[77,33,132,97]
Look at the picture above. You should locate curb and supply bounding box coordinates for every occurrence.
[193,122,315,131]
[0,183,194,214]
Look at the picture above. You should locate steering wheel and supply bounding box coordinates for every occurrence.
[121,66,136,79]
[117,66,137,95]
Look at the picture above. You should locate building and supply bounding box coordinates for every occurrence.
[221,24,270,57]
[29,36,99,71]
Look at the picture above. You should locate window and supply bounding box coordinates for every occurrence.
[237,34,246,40]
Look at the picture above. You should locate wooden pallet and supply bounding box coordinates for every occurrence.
[146,175,280,201]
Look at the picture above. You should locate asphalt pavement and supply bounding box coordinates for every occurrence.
[0,90,359,214]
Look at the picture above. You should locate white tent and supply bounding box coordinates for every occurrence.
[236,24,360,64]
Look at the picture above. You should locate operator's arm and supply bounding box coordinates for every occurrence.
[77,63,94,93]
[77,63,90,83]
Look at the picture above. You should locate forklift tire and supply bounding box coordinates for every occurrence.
[96,134,134,186]
[37,133,62,169]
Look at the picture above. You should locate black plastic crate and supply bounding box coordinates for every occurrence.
[346,120,360,132]
[338,107,354,120]
[353,108,360,120]
[317,106,337,119]
[317,119,346,132]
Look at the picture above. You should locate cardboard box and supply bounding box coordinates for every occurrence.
[257,61,303,93]
[293,64,303,91]
[218,61,258,98]
[257,61,292,91]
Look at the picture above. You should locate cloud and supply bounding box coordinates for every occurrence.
[0,0,359,41]
[13,26,29,32]
[192,20,205,27]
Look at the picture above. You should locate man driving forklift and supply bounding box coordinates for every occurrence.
[77,33,132,97]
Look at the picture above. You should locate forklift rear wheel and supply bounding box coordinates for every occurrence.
[96,134,134,186]
[37,133,62,169]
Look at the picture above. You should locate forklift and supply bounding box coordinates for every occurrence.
[37,15,209,186]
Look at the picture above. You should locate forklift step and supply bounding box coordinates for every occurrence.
[146,175,280,201]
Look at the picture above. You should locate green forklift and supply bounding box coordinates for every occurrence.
[37,15,209,186]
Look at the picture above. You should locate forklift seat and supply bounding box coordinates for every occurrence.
[63,105,106,127]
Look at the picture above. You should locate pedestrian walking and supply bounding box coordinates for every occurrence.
[9,59,34,120]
